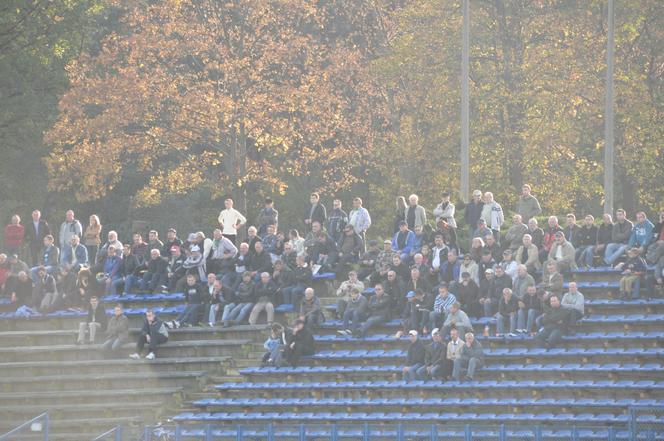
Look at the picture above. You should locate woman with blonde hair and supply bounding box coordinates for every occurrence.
[393,196,407,234]
[83,215,102,264]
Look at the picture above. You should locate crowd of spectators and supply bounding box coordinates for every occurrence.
[1,189,663,369]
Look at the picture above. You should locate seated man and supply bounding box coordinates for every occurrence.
[93,245,123,295]
[616,248,647,299]
[561,281,585,326]
[538,261,564,298]
[391,221,415,263]
[32,265,58,312]
[401,330,426,382]
[356,240,380,281]
[221,271,255,327]
[604,209,633,266]
[248,272,278,325]
[440,301,472,338]
[575,215,598,267]
[101,303,130,352]
[535,296,569,348]
[207,278,235,326]
[547,231,577,272]
[6,270,33,310]
[399,289,430,335]
[645,252,664,298]
[283,318,315,367]
[427,284,456,332]
[60,234,89,273]
[169,273,207,328]
[29,234,59,281]
[517,285,542,335]
[137,248,169,293]
[452,332,484,381]
[281,255,312,308]
[335,270,365,319]
[130,309,169,360]
[438,250,461,290]
[442,327,464,379]
[181,245,206,286]
[355,283,391,338]
[515,234,541,274]
[114,243,141,295]
[504,214,528,251]
[299,287,323,329]
[496,288,518,337]
[207,229,238,276]
[337,288,368,336]
[77,295,108,344]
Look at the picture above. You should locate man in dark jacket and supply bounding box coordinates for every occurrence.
[284,318,315,367]
[336,225,363,278]
[575,215,598,267]
[130,309,169,360]
[464,190,484,244]
[402,330,426,381]
[535,296,570,348]
[102,303,130,352]
[416,328,446,380]
[355,283,391,338]
[24,210,51,266]
[171,274,207,328]
[137,249,168,293]
[248,272,278,325]
[77,295,108,344]
[248,241,273,279]
[452,332,485,381]
[605,209,633,266]
[222,271,255,326]
[327,199,348,245]
[304,193,327,232]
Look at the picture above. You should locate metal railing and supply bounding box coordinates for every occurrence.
[0,412,49,441]
[91,425,123,441]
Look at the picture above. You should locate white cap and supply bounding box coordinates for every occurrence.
[408,330,418,337]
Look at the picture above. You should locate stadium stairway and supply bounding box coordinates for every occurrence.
[166,268,664,439]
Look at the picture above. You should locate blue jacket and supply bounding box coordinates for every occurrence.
[392,230,416,254]
[628,220,654,248]
[60,243,89,268]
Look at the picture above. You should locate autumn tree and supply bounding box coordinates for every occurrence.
[45,0,385,215]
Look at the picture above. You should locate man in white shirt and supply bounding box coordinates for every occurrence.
[348,197,372,252]
[217,198,246,244]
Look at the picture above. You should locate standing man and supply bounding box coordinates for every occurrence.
[433,191,457,229]
[464,190,484,243]
[406,194,427,230]
[304,193,326,233]
[58,210,82,251]
[218,198,246,244]
[516,184,542,223]
[348,197,372,251]
[25,210,51,267]
[256,198,278,238]
[327,199,348,245]
[481,192,504,242]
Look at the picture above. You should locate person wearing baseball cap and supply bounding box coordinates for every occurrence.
[402,329,425,382]
[415,327,446,380]
[162,228,183,257]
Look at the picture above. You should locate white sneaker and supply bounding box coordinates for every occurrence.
[507,333,517,338]
[145,352,156,360]
[337,330,348,335]
[209,322,215,328]
[174,321,181,329]
[129,353,140,359]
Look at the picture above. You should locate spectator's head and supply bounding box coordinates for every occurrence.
[368,240,379,250]
[554,231,565,244]
[10,214,20,225]
[267,224,276,235]
[440,191,450,202]
[546,260,557,274]
[37,266,46,277]
[148,230,159,242]
[32,210,41,221]
[616,209,626,222]
[408,329,418,342]
[603,213,613,224]
[548,216,559,228]
[472,190,482,202]
[413,253,423,265]
[495,265,505,277]
[483,192,494,204]
[247,226,258,237]
[628,247,641,258]
[146,309,155,322]
[522,184,532,196]
[447,250,458,263]
[481,250,493,263]
[414,225,423,234]
[462,254,472,266]
[65,210,75,222]
[132,233,143,245]
[465,332,475,346]
[502,288,512,300]
[288,229,300,240]
[348,270,358,282]
[565,214,576,227]
[350,288,361,301]
[353,197,363,209]
[392,254,401,266]
[150,249,161,260]
[213,229,223,240]
[522,234,532,247]
[43,235,54,246]
[213,280,222,291]
[550,296,560,308]
[374,283,384,296]
[270,322,283,336]
[167,228,177,240]
[527,285,537,296]
[254,241,264,254]
[502,249,513,261]
[408,194,419,206]
[108,246,117,257]
[484,234,495,246]
[387,270,396,281]
[517,264,528,277]
[304,287,314,300]
[240,271,251,282]
[396,196,407,210]
[294,319,305,331]
[528,218,538,230]
[410,268,420,279]
[70,235,80,246]
[224,198,233,209]
[438,283,449,296]
[0,254,5,265]
[264,198,273,207]
[274,260,283,270]
[434,234,445,247]
[584,215,594,226]
[108,230,118,242]
[513,214,523,225]
[239,243,249,255]
[114,304,123,317]
[90,296,98,307]
[310,193,320,204]
[398,221,408,232]
[421,244,430,256]
[207,273,216,285]
[568,281,578,293]
[432,328,443,341]
[260,272,270,283]
[296,254,306,266]
[477,218,487,229]
[283,242,293,253]
[636,211,647,224]
[485,268,494,279]
[123,243,132,256]
[450,301,460,313]
[186,273,196,286]
[450,327,458,341]
[311,221,321,234]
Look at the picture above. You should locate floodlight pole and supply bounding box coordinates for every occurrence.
[603,0,615,214]
[460,0,470,202]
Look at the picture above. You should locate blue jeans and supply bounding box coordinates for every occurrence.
[140,271,166,293]
[359,315,387,338]
[517,308,539,332]
[453,357,482,380]
[402,363,423,381]
[416,364,444,380]
[221,303,237,321]
[176,304,202,325]
[282,284,306,308]
[101,336,126,351]
[342,309,366,331]
[605,243,628,265]
[427,310,444,331]
[496,312,516,334]
[224,303,253,324]
[536,327,564,347]
[581,246,597,267]
[121,275,141,294]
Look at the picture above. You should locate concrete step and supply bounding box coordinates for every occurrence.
[0,400,171,422]
[0,387,183,407]
[0,416,145,441]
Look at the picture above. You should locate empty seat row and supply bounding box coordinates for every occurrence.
[101,293,185,302]
[214,379,664,391]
